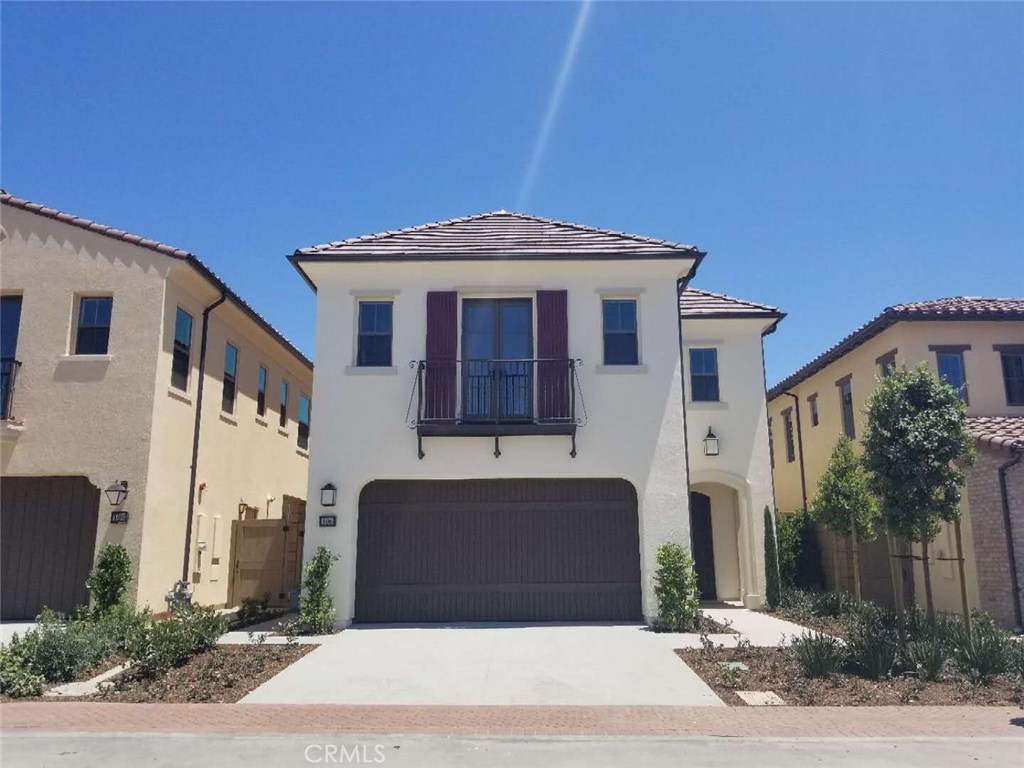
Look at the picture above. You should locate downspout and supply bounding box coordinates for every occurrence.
[998,447,1023,631]
[783,391,808,511]
[181,291,228,582]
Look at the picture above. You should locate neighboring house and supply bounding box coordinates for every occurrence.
[767,297,1024,628]
[0,191,313,619]
[291,211,782,626]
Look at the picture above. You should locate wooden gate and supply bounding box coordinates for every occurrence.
[227,496,305,608]
[1,476,100,619]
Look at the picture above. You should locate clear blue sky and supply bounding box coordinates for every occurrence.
[3,2,1021,385]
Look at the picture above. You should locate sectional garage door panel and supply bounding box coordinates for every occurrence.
[1,476,100,620]
[355,479,641,623]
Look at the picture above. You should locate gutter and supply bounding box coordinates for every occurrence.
[675,252,707,528]
[998,447,1023,631]
[181,291,228,582]
[783,391,808,511]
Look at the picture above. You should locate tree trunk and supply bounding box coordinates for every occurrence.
[954,520,971,636]
[886,530,906,635]
[920,518,936,623]
[832,533,841,594]
[851,529,862,603]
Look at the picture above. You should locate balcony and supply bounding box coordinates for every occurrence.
[407,358,586,458]
[1,358,24,439]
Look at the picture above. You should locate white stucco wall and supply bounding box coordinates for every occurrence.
[301,258,697,624]
[683,316,776,606]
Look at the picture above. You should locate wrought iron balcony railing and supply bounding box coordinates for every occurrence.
[1,358,22,421]
[406,358,586,458]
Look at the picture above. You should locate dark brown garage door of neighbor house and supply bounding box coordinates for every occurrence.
[1,476,100,619]
[355,479,642,623]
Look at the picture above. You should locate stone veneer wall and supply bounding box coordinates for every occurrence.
[967,445,1024,629]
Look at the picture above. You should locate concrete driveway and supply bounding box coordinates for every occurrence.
[242,623,723,706]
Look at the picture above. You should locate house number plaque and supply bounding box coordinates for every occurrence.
[319,514,337,528]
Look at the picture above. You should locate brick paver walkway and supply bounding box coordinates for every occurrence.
[1,704,1021,737]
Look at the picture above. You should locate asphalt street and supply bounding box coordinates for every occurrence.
[2,733,1020,768]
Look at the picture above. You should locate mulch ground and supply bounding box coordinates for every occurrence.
[7,645,314,704]
[678,646,1021,706]
[766,609,847,638]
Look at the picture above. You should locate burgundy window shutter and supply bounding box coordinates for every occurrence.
[537,290,569,420]
[425,291,457,420]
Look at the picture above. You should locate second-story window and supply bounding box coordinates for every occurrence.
[783,408,796,463]
[808,394,819,426]
[767,417,775,468]
[689,348,720,402]
[257,365,267,417]
[935,349,968,404]
[838,376,856,439]
[279,379,289,428]
[222,343,239,414]
[75,296,113,355]
[998,346,1024,406]
[357,301,393,367]
[298,394,311,450]
[171,307,193,391]
[876,350,897,378]
[602,299,639,365]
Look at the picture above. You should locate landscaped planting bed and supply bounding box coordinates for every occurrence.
[680,592,1024,707]
[679,645,1019,706]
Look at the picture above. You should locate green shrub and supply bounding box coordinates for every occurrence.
[776,509,825,589]
[11,609,117,683]
[297,547,340,635]
[844,607,899,679]
[0,645,45,698]
[653,542,700,631]
[125,603,227,679]
[792,631,845,678]
[948,615,1013,685]
[764,507,781,610]
[86,544,133,616]
[905,638,948,682]
[237,595,271,626]
[810,589,855,619]
[778,587,817,622]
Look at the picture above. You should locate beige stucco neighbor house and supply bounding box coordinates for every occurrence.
[767,297,1024,628]
[0,191,313,618]
[292,211,782,627]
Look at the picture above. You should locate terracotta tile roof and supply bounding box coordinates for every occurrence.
[768,297,1024,400]
[1,190,312,370]
[968,416,1024,453]
[293,211,702,260]
[681,287,783,318]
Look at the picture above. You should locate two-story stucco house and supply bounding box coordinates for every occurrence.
[0,191,313,618]
[767,297,1024,629]
[291,211,782,626]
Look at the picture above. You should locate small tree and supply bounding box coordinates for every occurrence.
[764,507,781,609]
[811,436,880,601]
[86,543,132,616]
[862,364,975,621]
[297,546,340,634]
[653,543,700,630]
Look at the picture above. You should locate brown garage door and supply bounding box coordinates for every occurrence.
[1,476,100,619]
[355,479,641,623]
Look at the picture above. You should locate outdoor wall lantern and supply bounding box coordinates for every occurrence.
[104,480,129,506]
[321,483,338,507]
[703,428,720,457]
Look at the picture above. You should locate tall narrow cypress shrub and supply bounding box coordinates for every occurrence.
[764,506,781,609]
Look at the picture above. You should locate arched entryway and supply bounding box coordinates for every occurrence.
[690,483,743,602]
[689,491,717,600]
